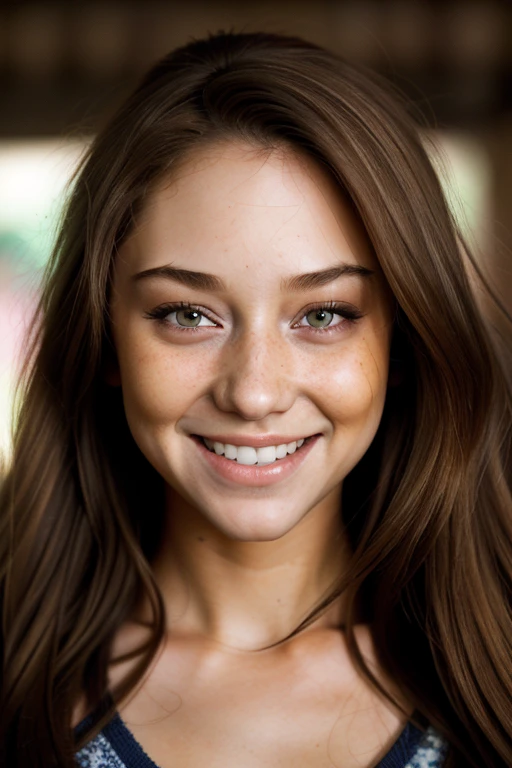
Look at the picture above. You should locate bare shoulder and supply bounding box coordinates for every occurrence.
[291,624,413,728]
[351,623,408,705]
[72,619,157,728]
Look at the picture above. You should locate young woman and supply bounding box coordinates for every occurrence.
[1,30,511,768]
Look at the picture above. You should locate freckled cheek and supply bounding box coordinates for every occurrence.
[116,334,214,425]
[311,347,389,422]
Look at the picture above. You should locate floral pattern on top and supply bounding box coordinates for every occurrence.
[407,727,448,767]
[76,731,127,768]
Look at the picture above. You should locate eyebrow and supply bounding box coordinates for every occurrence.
[132,265,224,291]
[283,264,374,291]
[131,263,374,291]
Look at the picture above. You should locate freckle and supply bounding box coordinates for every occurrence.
[197,536,205,542]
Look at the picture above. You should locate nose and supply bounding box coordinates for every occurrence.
[211,328,296,421]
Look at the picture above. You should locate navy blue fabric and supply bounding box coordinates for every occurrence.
[76,709,424,768]
[377,722,423,767]
[103,714,160,768]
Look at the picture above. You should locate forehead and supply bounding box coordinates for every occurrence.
[122,141,379,277]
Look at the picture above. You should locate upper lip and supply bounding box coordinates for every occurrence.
[194,434,316,448]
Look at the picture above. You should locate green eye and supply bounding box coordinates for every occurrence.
[306,309,334,328]
[176,308,202,327]
[144,302,217,329]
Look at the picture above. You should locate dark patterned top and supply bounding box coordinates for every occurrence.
[75,713,448,768]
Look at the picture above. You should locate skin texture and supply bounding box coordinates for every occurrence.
[106,142,404,767]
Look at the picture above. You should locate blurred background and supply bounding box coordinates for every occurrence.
[0,0,511,459]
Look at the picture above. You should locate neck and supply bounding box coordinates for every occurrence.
[150,486,348,651]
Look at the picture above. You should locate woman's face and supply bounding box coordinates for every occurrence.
[110,142,394,541]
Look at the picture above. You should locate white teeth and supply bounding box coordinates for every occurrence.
[275,444,288,459]
[201,437,307,465]
[256,445,277,465]
[236,446,258,465]
[224,443,238,460]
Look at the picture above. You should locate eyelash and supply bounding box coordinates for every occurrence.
[143,300,364,334]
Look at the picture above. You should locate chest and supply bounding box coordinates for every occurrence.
[115,642,407,768]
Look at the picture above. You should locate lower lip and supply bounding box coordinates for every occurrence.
[191,435,320,487]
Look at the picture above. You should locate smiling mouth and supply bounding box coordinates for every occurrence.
[196,435,314,466]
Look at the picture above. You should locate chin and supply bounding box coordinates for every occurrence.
[205,503,303,542]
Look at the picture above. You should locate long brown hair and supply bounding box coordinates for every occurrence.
[1,31,511,768]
